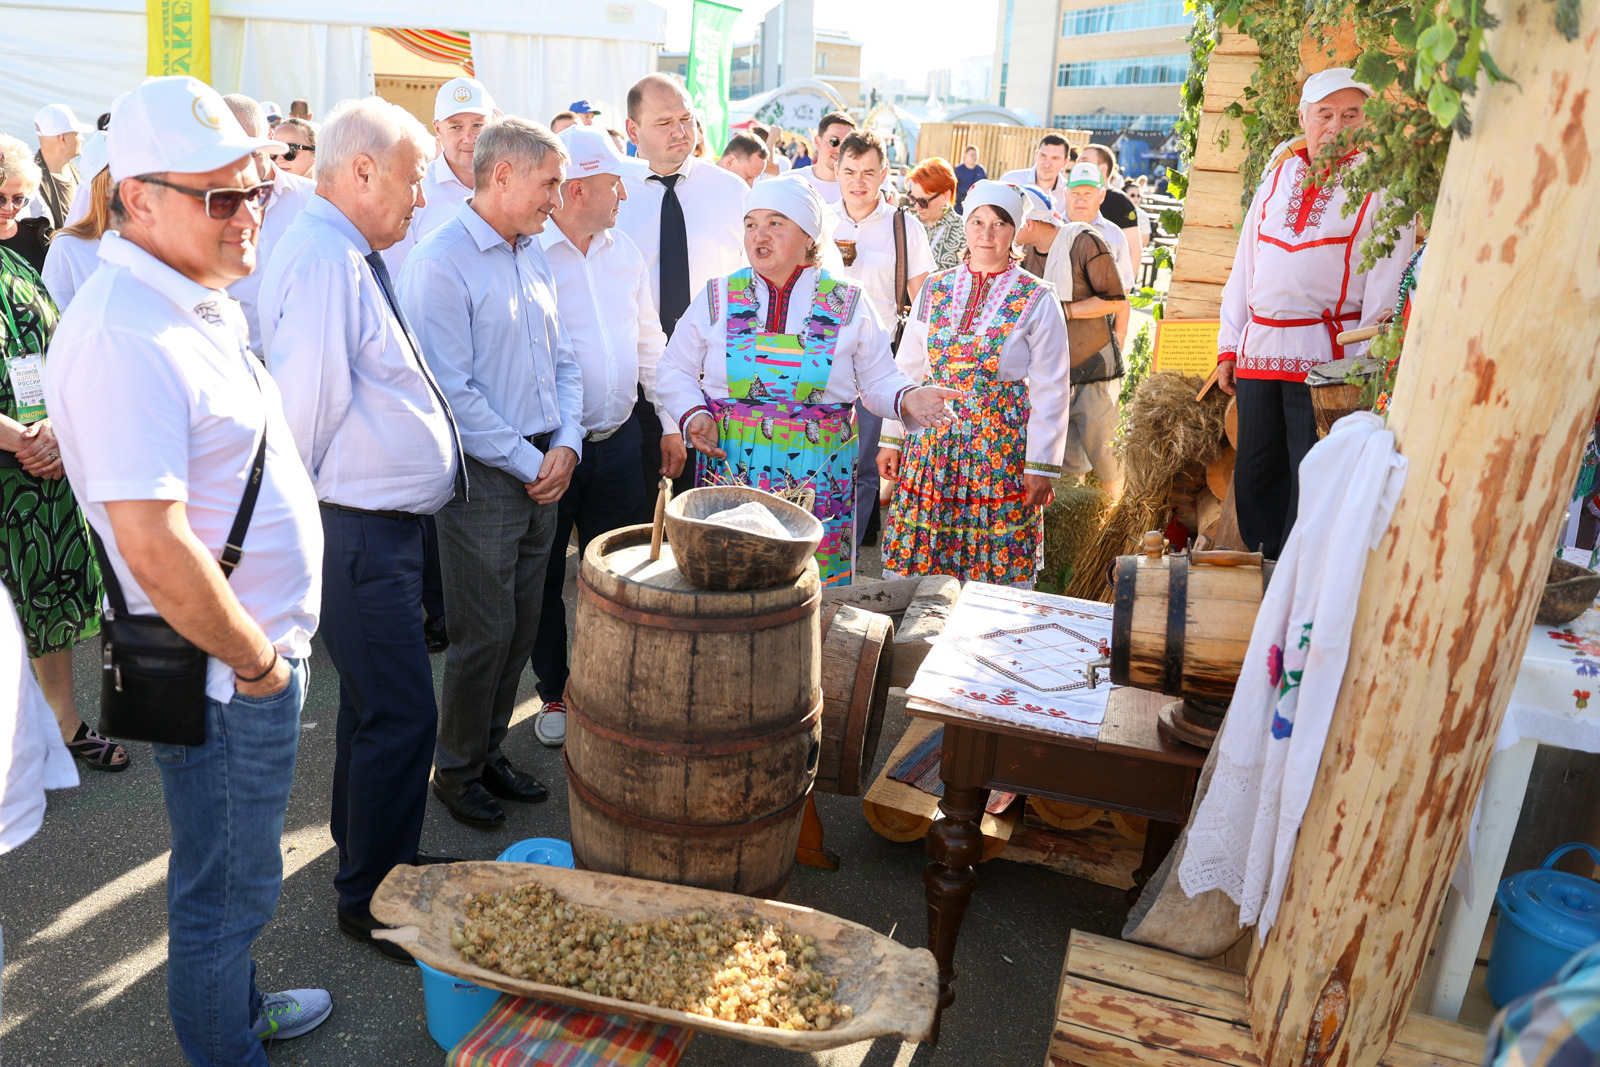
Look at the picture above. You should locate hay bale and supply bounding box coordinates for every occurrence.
[1040,481,1111,592]
[1065,372,1231,601]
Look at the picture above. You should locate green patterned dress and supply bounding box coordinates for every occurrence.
[0,246,101,657]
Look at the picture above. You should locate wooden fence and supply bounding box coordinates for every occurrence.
[915,122,1092,177]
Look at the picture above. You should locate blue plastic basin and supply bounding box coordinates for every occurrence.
[417,838,576,1050]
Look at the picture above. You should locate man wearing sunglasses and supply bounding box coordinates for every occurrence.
[790,110,856,205]
[223,95,314,359]
[270,117,316,178]
[44,75,331,1062]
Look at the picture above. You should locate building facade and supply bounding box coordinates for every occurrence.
[992,0,1189,136]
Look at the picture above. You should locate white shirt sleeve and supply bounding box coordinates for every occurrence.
[550,313,587,459]
[656,282,718,434]
[397,253,548,483]
[632,253,674,432]
[41,241,76,312]
[907,218,936,280]
[1347,209,1418,356]
[878,299,933,451]
[264,250,361,480]
[1219,179,1268,358]
[847,299,918,423]
[1021,294,1071,477]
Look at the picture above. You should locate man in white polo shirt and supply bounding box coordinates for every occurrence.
[527,125,672,746]
[832,128,934,547]
[43,76,329,1060]
[789,110,856,205]
[380,77,497,275]
[616,72,747,498]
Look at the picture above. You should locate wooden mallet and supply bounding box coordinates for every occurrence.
[649,476,671,561]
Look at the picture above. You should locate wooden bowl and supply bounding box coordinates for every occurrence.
[1537,557,1600,625]
[665,486,823,591]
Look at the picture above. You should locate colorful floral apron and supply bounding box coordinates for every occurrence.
[883,267,1047,586]
[696,269,863,585]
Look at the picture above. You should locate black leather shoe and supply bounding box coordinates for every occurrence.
[337,908,413,964]
[424,615,450,654]
[413,849,464,865]
[480,757,549,803]
[431,776,507,829]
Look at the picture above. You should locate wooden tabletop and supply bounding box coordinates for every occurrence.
[907,686,1207,769]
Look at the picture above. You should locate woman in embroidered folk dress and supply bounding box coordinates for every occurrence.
[877,180,1071,588]
[656,177,961,585]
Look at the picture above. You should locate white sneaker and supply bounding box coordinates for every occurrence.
[252,988,333,1041]
[534,701,567,747]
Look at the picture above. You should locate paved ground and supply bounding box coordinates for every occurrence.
[0,544,1131,1066]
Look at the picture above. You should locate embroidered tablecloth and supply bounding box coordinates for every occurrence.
[1501,599,1600,754]
[905,583,1114,739]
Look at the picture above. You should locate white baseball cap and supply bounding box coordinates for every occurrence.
[261,100,283,121]
[435,78,496,122]
[34,104,93,137]
[107,76,283,182]
[1300,68,1374,106]
[1066,161,1105,188]
[558,125,649,180]
[1019,185,1062,226]
[78,131,109,180]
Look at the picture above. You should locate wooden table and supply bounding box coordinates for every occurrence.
[908,686,1205,1041]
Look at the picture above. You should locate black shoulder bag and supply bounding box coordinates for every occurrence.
[892,209,910,348]
[91,405,269,747]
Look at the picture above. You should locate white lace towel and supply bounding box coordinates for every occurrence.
[1178,411,1407,940]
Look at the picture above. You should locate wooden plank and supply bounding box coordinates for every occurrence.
[859,716,1017,857]
[1164,283,1226,322]
[1201,53,1259,113]
[1097,688,1204,766]
[1047,932,1486,1067]
[999,812,1141,890]
[1247,4,1600,1065]
[1213,31,1260,55]
[1170,225,1239,288]
[1191,114,1251,178]
[889,575,960,688]
[1182,177,1245,234]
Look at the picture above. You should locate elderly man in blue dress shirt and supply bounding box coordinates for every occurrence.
[397,117,584,831]
[260,97,465,962]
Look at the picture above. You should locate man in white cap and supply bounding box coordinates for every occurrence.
[31,104,91,227]
[261,100,284,127]
[221,94,314,358]
[616,72,747,499]
[1018,172,1128,501]
[43,75,330,1059]
[381,76,497,276]
[526,124,670,747]
[1216,67,1416,558]
[396,117,584,817]
[832,127,935,547]
[260,96,464,961]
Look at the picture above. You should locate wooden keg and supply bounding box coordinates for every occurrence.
[1110,531,1272,703]
[814,603,894,797]
[565,525,821,899]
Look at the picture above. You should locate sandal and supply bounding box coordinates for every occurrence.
[67,722,131,773]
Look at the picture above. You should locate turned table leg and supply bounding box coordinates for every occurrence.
[922,782,989,1043]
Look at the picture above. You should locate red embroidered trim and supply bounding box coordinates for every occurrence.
[757,268,804,332]
[959,266,1003,333]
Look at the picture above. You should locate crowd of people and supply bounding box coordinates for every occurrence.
[0,57,1414,1065]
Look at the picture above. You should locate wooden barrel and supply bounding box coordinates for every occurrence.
[1110,535,1272,703]
[1306,356,1381,438]
[565,525,821,899]
[814,603,894,797]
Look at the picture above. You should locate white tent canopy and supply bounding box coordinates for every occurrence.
[0,0,666,142]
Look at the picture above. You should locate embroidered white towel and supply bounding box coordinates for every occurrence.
[1178,411,1407,940]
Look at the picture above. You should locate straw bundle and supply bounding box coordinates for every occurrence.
[1040,481,1112,593]
[1064,372,1231,601]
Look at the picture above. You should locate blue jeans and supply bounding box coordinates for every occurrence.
[155,659,307,1067]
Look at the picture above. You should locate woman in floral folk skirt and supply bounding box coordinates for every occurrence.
[878,180,1071,587]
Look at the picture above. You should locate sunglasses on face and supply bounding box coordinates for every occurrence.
[0,195,26,209]
[137,176,272,219]
[908,193,943,209]
[278,142,314,162]
[824,136,843,147]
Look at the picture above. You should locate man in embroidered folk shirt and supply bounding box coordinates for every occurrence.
[831,130,935,547]
[528,126,668,748]
[1215,68,1415,559]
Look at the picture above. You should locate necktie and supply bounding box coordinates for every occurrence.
[364,250,470,501]
[650,173,691,338]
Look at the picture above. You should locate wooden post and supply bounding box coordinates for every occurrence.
[1246,4,1600,1065]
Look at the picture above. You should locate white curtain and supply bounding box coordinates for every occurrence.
[471,34,657,129]
[212,19,374,120]
[0,7,145,141]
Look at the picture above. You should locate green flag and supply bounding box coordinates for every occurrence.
[686,0,741,156]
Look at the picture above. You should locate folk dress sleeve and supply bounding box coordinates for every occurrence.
[1020,294,1071,478]
[657,280,721,435]
[845,297,921,426]
[877,292,935,452]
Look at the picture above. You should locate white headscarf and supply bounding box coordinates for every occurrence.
[964,179,1028,229]
[744,176,826,238]
[1019,184,1062,227]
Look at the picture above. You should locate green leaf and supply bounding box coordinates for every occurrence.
[1391,12,1420,46]
[1428,80,1462,126]
[1553,0,1580,40]
[1480,49,1512,83]
[1354,50,1398,90]
[1457,27,1482,82]
[1160,208,1186,234]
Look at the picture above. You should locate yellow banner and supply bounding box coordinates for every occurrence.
[147,0,209,82]
[1153,319,1222,377]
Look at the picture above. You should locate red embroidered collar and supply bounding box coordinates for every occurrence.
[1286,147,1360,236]
[959,263,1009,333]
[757,267,805,332]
